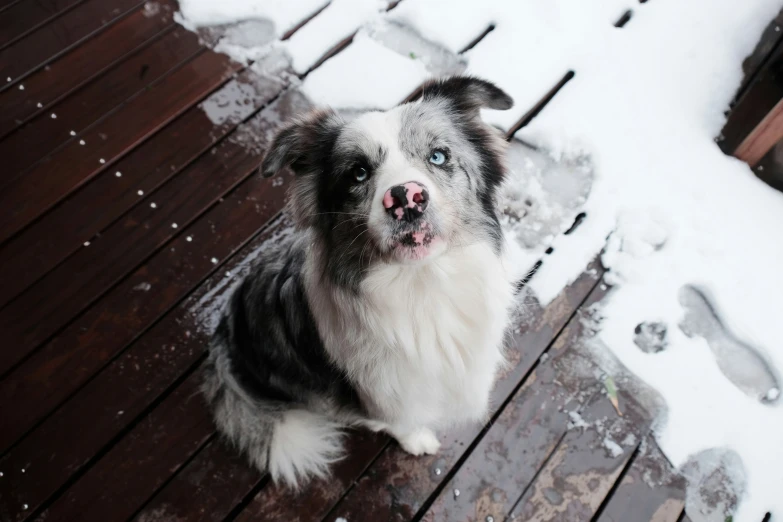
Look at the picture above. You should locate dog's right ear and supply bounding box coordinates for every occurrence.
[260,109,342,178]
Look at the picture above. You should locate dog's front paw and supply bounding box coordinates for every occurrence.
[397,427,440,456]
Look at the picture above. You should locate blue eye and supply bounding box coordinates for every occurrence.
[429,150,446,165]
[354,167,369,182]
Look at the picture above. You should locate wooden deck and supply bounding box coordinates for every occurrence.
[0,2,779,522]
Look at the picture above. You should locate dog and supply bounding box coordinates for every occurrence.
[202,76,522,487]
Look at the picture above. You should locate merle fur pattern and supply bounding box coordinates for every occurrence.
[203,76,522,487]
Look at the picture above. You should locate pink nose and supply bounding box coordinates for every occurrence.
[383,181,429,222]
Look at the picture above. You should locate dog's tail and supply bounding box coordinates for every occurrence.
[202,342,345,488]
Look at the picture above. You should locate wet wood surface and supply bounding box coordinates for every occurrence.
[0,2,776,522]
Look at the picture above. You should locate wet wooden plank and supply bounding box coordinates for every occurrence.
[137,428,386,522]
[506,377,651,521]
[0,65,288,309]
[420,283,609,522]
[320,263,603,522]
[596,436,686,522]
[129,439,264,522]
[1,25,201,179]
[0,90,308,455]
[0,216,292,521]
[0,0,84,49]
[0,50,241,244]
[234,431,389,522]
[32,371,214,522]
[0,0,177,139]
[0,77,287,378]
[0,0,148,88]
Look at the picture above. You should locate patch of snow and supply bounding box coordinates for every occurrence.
[603,435,623,458]
[285,0,387,74]
[133,282,152,292]
[176,0,327,34]
[567,410,589,430]
[301,31,429,110]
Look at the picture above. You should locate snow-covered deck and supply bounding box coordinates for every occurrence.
[0,1,780,521]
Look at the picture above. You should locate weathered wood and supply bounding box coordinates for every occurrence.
[321,262,602,522]
[419,282,607,522]
[0,66,288,308]
[1,25,201,178]
[0,216,291,521]
[506,385,650,521]
[0,0,177,139]
[0,0,84,50]
[32,370,214,522]
[0,50,241,244]
[0,90,308,454]
[0,0,148,89]
[596,436,686,522]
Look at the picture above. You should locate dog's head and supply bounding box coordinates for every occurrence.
[261,76,513,288]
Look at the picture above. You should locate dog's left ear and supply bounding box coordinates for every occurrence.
[420,76,513,117]
[260,109,342,178]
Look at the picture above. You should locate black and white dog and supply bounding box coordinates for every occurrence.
[203,76,522,487]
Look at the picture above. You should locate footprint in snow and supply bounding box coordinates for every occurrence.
[677,284,780,404]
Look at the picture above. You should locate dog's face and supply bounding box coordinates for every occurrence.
[261,76,513,288]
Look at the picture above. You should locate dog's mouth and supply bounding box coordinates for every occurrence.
[387,222,444,262]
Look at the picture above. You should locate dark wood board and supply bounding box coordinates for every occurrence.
[0,0,177,139]
[0,49,241,244]
[0,0,148,89]
[32,370,214,522]
[0,90,309,455]
[0,216,291,522]
[0,65,289,308]
[0,0,85,50]
[1,25,201,178]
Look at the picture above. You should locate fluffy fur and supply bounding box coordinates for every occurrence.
[203,76,521,487]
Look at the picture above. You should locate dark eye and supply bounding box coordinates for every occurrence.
[354,166,369,182]
[429,150,446,166]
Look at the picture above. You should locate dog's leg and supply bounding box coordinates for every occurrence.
[387,425,441,456]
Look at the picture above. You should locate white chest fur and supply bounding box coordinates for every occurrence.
[306,241,517,431]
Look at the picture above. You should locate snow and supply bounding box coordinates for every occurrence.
[174,0,783,518]
[301,31,429,110]
[285,0,387,74]
[603,436,623,458]
[177,0,327,35]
